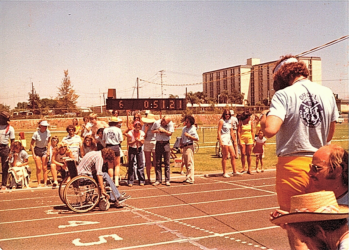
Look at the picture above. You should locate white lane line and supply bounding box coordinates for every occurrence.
[0,212,279,243]
[109,226,280,250]
[0,195,57,202]
[0,192,276,213]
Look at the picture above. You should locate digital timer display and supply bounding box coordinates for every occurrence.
[106,98,186,110]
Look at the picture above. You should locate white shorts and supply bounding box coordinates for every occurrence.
[221,134,232,146]
[144,140,156,152]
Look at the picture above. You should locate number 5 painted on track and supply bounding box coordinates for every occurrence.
[72,234,123,246]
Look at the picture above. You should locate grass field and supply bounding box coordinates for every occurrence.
[4,123,349,185]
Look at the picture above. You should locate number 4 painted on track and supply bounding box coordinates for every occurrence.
[72,234,123,246]
[58,221,99,228]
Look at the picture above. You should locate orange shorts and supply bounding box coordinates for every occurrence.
[275,156,312,211]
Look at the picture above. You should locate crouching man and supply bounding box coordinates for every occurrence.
[77,148,130,207]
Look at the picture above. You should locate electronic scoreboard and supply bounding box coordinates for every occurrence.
[106,98,186,111]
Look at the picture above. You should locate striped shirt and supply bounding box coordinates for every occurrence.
[77,151,104,176]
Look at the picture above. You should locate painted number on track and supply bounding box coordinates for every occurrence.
[72,234,123,246]
[58,221,100,228]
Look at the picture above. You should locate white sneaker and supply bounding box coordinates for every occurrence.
[232,172,243,177]
[223,173,230,178]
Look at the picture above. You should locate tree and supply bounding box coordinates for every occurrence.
[186,91,199,106]
[194,91,207,105]
[28,91,40,110]
[219,90,229,104]
[168,94,179,99]
[15,102,29,110]
[228,89,244,104]
[0,103,10,112]
[57,70,79,112]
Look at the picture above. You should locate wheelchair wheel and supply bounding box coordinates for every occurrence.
[193,141,199,154]
[63,176,100,213]
[215,141,222,158]
[6,173,14,189]
[58,176,70,204]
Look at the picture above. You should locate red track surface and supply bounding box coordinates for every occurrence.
[0,170,290,250]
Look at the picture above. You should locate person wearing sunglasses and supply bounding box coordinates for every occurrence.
[308,144,348,206]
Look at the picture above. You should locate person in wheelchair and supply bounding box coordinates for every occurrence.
[8,141,31,189]
[77,148,130,207]
[51,142,74,188]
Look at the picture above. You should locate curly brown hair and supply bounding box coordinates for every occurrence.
[11,141,25,152]
[101,148,115,163]
[273,55,309,91]
[83,135,97,150]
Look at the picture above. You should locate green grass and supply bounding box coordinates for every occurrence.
[6,123,349,184]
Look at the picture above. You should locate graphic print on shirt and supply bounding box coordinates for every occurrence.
[299,92,324,128]
[107,131,116,140]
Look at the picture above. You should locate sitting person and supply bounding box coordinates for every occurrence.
[77,148,130,207]
[50,142,74,188]
[62,125,84,162]
[82,135,97,155]
[308,144,348,205]
[8,141,30,189]
[271,191,349,250]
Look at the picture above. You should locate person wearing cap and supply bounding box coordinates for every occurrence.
[142,113,156,184]
[50,142,74,188]
[270,191,349,250]
[180,115,199,184]
[260,55,339,249]
[30,120,51,187]
[0,111,15,191]
[308,144,348,207]
[151,116,174,186]
[126,120,146,186]
[102,117,123,186]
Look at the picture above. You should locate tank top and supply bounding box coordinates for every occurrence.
[221,119,232,134]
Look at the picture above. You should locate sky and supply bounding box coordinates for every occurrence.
[0,0,348,109]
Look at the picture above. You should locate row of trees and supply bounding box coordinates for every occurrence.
[175,89,244,106]
[12,70,79,115]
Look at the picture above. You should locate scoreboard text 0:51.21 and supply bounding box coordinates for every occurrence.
[106,98,186,111]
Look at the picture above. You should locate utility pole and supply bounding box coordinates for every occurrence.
[160,70,164,98]
[137,77,139,99]
[31,82,35,110]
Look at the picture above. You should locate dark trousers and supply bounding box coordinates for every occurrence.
[0,146,10,187]
[127,147,145,184]
[155,142,170,182]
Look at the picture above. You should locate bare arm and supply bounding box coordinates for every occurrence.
[260,112,283,138]
[327,121,336,142]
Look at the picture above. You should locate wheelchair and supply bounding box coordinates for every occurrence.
[58,159,111,213]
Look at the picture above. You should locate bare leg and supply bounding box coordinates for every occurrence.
[228,146,237,173]
[50,163,58,183]
[34,156,42,186]
[246,145,253,173]
[221,146,229,174]
[240,144,246,172]
[42,156,48,185]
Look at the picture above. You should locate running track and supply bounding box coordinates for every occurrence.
[0,170,290,250]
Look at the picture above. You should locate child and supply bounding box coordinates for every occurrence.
[8,141,31,189]
[252,130,267,173]
[95,128,106,151]
[51,142,74,188]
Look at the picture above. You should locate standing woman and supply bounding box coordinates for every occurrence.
[127,121,146,186]
[217,109,241,178]
[72,118,81,136]
[238,111,254,174]
[30,120,51,187]
[141,113,156,184]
